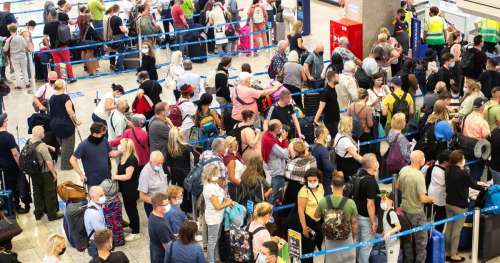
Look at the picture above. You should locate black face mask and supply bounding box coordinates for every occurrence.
[88,135,104,144]
[317,51,324,57]
[58,247,66,256]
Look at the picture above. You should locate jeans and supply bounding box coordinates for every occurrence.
[51,47,74,79]
[11,54,29,88]
[403,211,428,263]
[270,175,285,205]
[324,235,356,263]
[207,223,222,263]
[87,240,98,259]
[174,26,187,54]
[93,20,103,39]
[445,204,467,256]
[160,9,172,43]
[490,167,500,184]
[122,189,140,234]
[357,216,375,263]
[144,202,153,218]
[57,133,75,170]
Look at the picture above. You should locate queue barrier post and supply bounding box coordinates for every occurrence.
[392,173,398,208]
[138,29,143,68]
[28,52,36,93]
[471,207,480,263]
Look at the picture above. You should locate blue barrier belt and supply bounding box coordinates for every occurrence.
[272,203,295,212]
[300,205,498,259]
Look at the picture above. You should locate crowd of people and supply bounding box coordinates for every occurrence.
[0,0,499,262]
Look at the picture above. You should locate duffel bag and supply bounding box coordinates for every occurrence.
[57,181,86,202]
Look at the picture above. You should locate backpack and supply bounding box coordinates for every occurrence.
[268,55,283,80]
[63,201,97,251]
[321,196,351,240]
[385,134,407,175]
[0,12,10,38]
[127,6,139,36]
[415,122,438,161]
[387,207,413,231]
[184,157,221,196]
[461,48,478,78]
[168,100,188,127]
[351,104,366,139]
[229,224,266,262]
[484,185,500,215]
[57,21,72,45]
[390,92,410,118]
[19,140,43,176]
[252,5,265,24]
[343,169,366,199]
[199,112,219,137]
[227,123,254,155]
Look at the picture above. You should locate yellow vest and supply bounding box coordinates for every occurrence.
[478,18,499,43]
[426,16,445,45]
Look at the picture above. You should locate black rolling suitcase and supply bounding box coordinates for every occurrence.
[185,24,207,64]
[303,92,320,117]
[479,213,500,261]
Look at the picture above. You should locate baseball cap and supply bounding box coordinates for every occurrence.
[389,76,402,87]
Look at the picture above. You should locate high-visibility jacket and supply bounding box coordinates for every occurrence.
[425,16,446,45]
[478,18,500,43]
[404,10,413,38]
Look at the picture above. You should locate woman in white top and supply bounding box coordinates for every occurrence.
[202,164,234,263]
[169,50,185,82]
[208,1,230,54]
[427,151,450,232]
[248,202,273,260]
[281,0,296,35]
[334,116,363,181]
[92,84,125,124]
[42,234,66,263]
[32,71,58,112]
[367,71,390,127]
[177,84,197,136]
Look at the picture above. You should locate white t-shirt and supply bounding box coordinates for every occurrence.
[178,98,197,132]
[382,209,400,248]
[42,255,61,263]
[203,183,226,225]
[35,83,56,101]
[234,159,246,181]
[93,92,116,120]
[427,164,446,207]
[208,4,226,25]
[281,0,296,17]
[334,133,357,158]
[107,109,128,140]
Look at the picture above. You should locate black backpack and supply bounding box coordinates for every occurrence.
[390,92,410,118]
[343,169,367,199]
[226,123,254,156]
[0,12,10,38]
[19,140,43,176]
[57,21,72,45]
[461,48,478,78]
[415,122,438,161]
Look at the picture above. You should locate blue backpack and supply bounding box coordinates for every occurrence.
[183,157,221,196]
[484,185,500,214]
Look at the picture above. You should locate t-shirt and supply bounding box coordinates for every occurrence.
[248,221,271,259]
[89,251,130,263]
[137,163,168,196]
[165,205,187,234]
[171,4,186,28]
[304,52,324,80]
[203,183,226,225]
[382,209,400,248]
[33,140,52,173]
[0,131,18,169]
[178,98,197,132]
[355,173,380,217]
[333,133,357,158]
[35,83,56,102]
[320,85,340,122]
[107,110,128,140]
[93,92,116,121]
[148,116,170,157]
[208,4,226,25]
[43,21,60,49]
[231,84,262,121]
[297,185,324,221]
[73,139,111,187]
[164,241,205,263]
[148,213,174,263]
[288,33,302,52]
[463,111,490,140]
[484,102,500,131]
[140,80,162,105]
[398,166,426,214]
[382,89,414,125]
[316,195,358,228]
[109,15,123,36]
[283,62,303,88]
[266,103,294,129]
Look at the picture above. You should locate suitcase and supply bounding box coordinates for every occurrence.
[369,242,403,263]
[187,39,208,64]
[275,21,286,41]
[0,170,15,218]
[479,213,500,261]
[426,229,445,263]
[303,93,320,116]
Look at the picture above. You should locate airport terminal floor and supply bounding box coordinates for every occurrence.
[1,0,500,262]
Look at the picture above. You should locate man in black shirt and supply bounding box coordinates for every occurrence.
[90,229,130,263]
[314,70,340,138]
[107,4,128,71]
[263,89,303,139]
[137,71,162,118]
[148,193,174,263]
[437,53,454,91]
[354,153,380,263]
[479,59,500,99]
[463,35,488,80]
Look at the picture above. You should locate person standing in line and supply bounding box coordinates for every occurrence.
[171,0,189,54]
[107,4,128,72]
[148,192,175,263]
[282,50,303,108]
[163,221,206,263]
[4,24,29,90]
[247,0,268,54]
[314,71,340,138]
[148,102,172,170]
[106,98,131,140]
[138,151,168,217]
[396,150,433,263]
[90,229,130,263]
[303,44,325,89]
[423,6,446,58]
[88,0,106,38]
[42,234,67,263]
[84,186,108,259]
[92,84,125,125]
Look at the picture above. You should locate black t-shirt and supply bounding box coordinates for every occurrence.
[166,144,191,171]
[58,12,69,22]
[355,170,380,217]
[89,251,130,263]
[43,21,60,49]
[148,213,174,263]
[140,80,162,105]
[490,128,500,171]
[320,85,340,122]
[288,33,302,53]
[437,67,452,90]
[267,103,294,129]
[117,155,140,194]
[479,71,500,99]
[0,131,18,169]
[109,15,123,36]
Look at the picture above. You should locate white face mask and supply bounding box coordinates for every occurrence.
[449,61,455,68]
[326,135,332,144]
[153,165,162,173]
[380,202,388,211]
[163,204,171,213]
[256,254,267,263]
[141,48,149,54]
[307,181,319,189]
[97,196,106,205]
[463,87,470,94]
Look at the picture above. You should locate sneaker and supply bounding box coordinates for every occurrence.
[125,233,141,242]
[47,212,64,221]
[68,79,77,84]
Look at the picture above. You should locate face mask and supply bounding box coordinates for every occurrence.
[400,15,405,21]
[88,135,104,144]
[449,61,455,68]
[463,87,470,94]
[175,199,183,206]
[308,182,319,189]
[153,166,162,173]
[58,247,66,256]
[141,48,149,54]
[256,254,267,263]
[211,176,220,182]
[163,204,171,213]
[326,135,332,144]
[97,196,106,205]
[318,51,324,57]
[380,202,388,211]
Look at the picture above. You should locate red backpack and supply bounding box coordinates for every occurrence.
[132,95,153,115]
[168,100,187,127]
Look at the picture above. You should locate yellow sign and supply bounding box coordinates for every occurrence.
[288,229,302,258]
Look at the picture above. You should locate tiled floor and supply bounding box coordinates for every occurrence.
[4,0,500,262]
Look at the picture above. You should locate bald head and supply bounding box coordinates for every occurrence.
[32,125,45,140]
[150,151,164,166]
[339,36,349,48]
[117,98,129,113]
[278,40,289,52]
[89,186,104,202]
[315,43,324,54]
[410,150,425,167]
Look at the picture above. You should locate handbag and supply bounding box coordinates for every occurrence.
[32,84,48,112]
[57,181,87,202]
[0,212,22,242]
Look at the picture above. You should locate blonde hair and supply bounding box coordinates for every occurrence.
[391,112,406,130]
[253,202,273,218]
[167,127,186,158]
[54,79,65,91]
[166,185,183,200]
[290,20,303,37]
[465,78,481,92]
[240,156,265,188]
[293,140,307,157]
[120,138,138,165]
[171,50,183,66]
[338,116,353,136]
[47,234,65,255]
[378,33,388,42]
[427,100,449,124]
[225,136,238,152]
[379,27,390,36]
[202,164,220,185]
